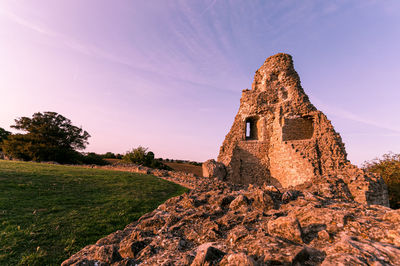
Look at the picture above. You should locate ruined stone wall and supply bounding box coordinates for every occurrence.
[218,53,333,187]
[269,140,315,187]
[217,53,389,206]
[228,141,272,185]
[282,116,314,141]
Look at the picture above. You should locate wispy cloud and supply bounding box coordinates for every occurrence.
[200,0,218,15]
[312,97,400,133]
[0,7,107,59]
[0,7,52,35]
[0,5,233,95]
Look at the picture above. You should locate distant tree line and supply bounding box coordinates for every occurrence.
[161,158,202,166]
[0,111,168,170]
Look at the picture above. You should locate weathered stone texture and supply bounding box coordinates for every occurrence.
[62,178,400,266]
[217,53,389,206]
[202,159,227,180]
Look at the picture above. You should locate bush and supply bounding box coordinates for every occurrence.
[123,146,149,165]
[102,152,117,159]
[80,153,109,166]
[363,152,400,209]
[123,147,171,170]
[101,153,123,160]
[0,127,11,151]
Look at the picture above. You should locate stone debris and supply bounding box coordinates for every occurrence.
[202,159,227,180]
[63,54,398,265]
[62,176,400,265]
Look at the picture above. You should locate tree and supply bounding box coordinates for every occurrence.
[2,112,90,163]
[363,152,400,209]
[0,127,11,151]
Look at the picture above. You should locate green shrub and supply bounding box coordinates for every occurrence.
[101,152,118,159]
[123,147,171,170]
[123,146,149,165]
[80,153,109,165]
[363,152,400,209]
[0,127,11,151]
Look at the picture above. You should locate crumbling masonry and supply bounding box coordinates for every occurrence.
[217,53,389,206]
[64,53,397,265]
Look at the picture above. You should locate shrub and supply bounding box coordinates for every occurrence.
[363,152,400,209]
[0,127,11,151]
[123,146,149,165]
[123,147,171,170]
[80,153,109,165]
[102,152,117,159]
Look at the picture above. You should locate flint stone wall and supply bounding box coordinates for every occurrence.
[217,53,389,206]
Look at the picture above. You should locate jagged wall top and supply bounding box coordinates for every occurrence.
[252,53,300,90]
[246,53,316,116]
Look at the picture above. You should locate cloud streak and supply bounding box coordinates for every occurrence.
[0,5,236,96]
[312,97,400,133]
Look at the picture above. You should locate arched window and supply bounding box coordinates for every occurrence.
[245,117,258,140]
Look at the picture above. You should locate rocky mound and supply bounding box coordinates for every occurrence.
[62,176,400,265]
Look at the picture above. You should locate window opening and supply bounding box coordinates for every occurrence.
[245,117,258,140]
[246,122,251,138]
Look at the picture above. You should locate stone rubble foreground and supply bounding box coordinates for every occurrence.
[62,175,400,265]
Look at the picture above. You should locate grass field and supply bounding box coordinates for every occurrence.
[0,160,187,265]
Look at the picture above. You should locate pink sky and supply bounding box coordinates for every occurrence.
[1,1,400,164]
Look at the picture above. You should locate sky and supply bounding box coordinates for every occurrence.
[0,0,400,165]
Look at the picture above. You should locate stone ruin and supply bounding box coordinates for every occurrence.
[208,53,389,207]
[63,54,399,266]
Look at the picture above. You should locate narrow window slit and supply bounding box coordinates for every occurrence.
[245,117,258,140]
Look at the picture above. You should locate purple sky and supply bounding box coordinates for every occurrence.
[1,1,400,165]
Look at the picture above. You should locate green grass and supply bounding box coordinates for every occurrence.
[0,160,188,265]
